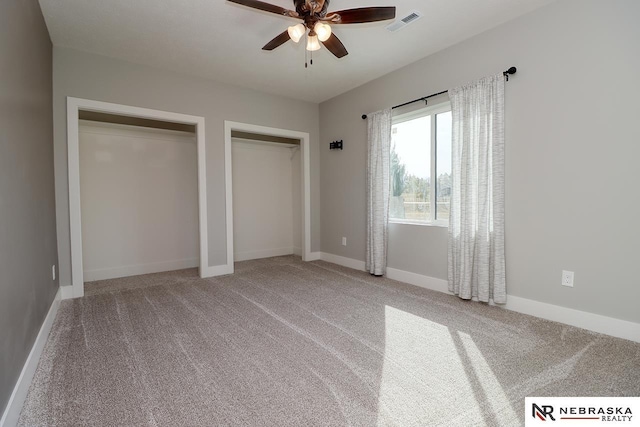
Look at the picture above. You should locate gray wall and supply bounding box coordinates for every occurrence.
[320,0,640,323]
[0,0,58,415]
[53,47,321,289]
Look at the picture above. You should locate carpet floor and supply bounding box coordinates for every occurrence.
[19,256,640,426]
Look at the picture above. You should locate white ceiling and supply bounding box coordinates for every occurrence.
[38,0,555,103]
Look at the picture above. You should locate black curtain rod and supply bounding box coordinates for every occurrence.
[361,66,517,120]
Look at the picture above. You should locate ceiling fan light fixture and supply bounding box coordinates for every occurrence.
[314,22,332,42]
[235,0,396,59]
[287,23,305,43]
[306,34,321,51]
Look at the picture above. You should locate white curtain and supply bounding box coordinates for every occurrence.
[447,74,506,303]
[366,109,392,276]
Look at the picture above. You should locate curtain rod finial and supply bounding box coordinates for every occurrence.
[362,114,367,120]
[503,66,517,81]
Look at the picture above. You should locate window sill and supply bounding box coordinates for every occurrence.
[389,219,449,228]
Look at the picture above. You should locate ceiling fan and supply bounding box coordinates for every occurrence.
[228,0,396,59]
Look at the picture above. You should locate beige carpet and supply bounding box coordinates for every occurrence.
[19,256,640,426]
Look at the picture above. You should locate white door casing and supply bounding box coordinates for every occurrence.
[66,97,211,298]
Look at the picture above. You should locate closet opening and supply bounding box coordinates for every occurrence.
[66,97,208,298]
[224,121,312,266]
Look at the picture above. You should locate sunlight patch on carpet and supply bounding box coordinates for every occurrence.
[456,331,518,425]
[377,305,485,425]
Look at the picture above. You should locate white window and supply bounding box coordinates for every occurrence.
[389,102,452,226]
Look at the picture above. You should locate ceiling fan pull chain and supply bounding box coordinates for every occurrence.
[305,33,308,68]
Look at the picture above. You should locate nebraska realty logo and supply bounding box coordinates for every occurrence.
[525,397,640,426]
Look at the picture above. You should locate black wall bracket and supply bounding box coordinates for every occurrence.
[330,140,343,150]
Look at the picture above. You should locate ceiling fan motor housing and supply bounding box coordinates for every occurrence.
[295,0,330,17]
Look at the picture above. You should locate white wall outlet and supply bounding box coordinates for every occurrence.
[52,265,56,281]
[561,270,574,287]
[341,237,347,246]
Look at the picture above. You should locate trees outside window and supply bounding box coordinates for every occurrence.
[389,103,451,226]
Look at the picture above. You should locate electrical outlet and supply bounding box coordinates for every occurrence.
[561,270,574,287]
[52,265,56,281]
[341,237,347,246]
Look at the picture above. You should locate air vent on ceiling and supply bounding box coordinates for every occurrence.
[386,11,422,32]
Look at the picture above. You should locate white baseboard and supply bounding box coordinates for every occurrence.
[83,258,199,282]
[386,267,450,293]
[292,246,302,256]
[234,247,294,262]
[1,288,61,427]
[501,295,640,343]
[316,252,640,343]
[320,252,366,270]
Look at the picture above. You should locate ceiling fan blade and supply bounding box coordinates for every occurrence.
[321,33,348,58]
[262,30,291,50]
[227,0,297,17]
[330,7,396,24]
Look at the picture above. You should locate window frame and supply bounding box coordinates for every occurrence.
[389,101,452,227]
